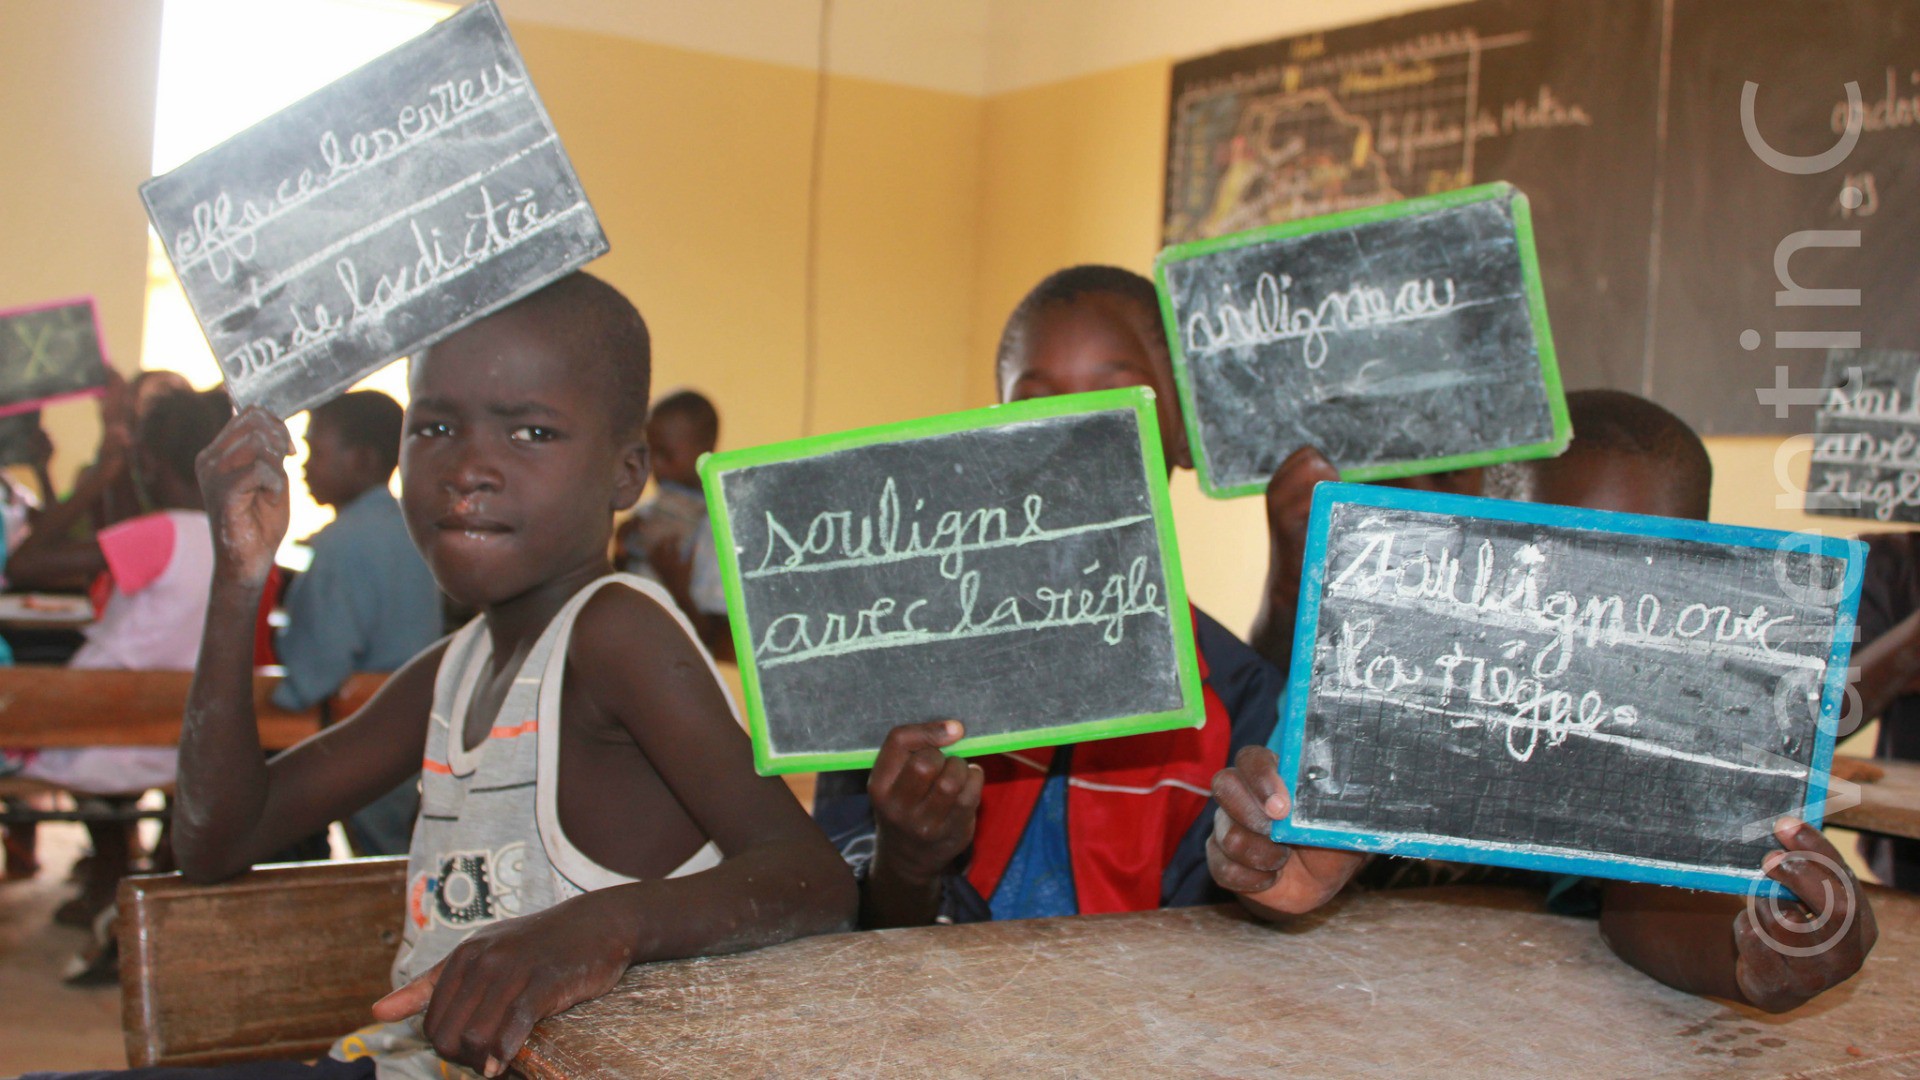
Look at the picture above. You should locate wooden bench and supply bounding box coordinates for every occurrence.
[117,858,406,1068]
[0,666,387,750]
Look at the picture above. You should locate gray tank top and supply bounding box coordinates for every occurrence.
[333,573,726,1078]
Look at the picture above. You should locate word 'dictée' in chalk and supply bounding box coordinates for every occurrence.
[1271,483,1862,897]
[140,0,607,418]
[702,388,1205,775]
[0,298,111,418]
[1806,348,1920,524]
[1154,183,1570,498]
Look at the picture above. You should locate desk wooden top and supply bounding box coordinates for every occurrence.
[518,885,1920,1079]
[1829,756,1920,842]
[0,666,385,750]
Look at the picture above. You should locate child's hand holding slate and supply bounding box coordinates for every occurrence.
[864,721,984,927]
[1208,746,1367,916]
[1602,816,1878,1014]
[196,406,294,589]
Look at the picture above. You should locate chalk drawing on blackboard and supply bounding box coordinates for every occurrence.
[1156,182,1570,496]
[701,388,1205,775]
[0,297,112,418]
[1806,349,1920,523]
[1270,482,1863,897]
[140,0,607,418]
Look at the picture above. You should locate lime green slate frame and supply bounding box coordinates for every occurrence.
[698,387,1206,776]
[1153,182,1572,499]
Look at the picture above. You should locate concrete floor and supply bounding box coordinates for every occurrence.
[0,822,128,1076]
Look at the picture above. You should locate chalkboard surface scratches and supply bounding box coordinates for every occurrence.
[1155,182,1569,498]
[1271,482,1862,897]
[702,388,1205,775]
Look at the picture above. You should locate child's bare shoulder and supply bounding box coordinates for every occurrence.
[565,581,729,724]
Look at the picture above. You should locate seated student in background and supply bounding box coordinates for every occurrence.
[1210,389,1877,1013]
[616,389,731,659]
[812,266,1365,927]
[83,273,854,1080]
[5,389,229,924]
[273,390,444,856]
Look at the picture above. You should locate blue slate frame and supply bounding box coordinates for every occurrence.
[1269,482,1866,898]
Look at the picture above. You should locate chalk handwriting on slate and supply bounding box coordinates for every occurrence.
[0,299,110,415]
[1807,349,1920,523]
[1281,487,1856,888]
[1156,183,1566,496]
[705,392,1201,772]
[140,0,607,417]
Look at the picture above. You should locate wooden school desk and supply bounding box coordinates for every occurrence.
[1830,756,1920,843]
[0,667,385,751]
[517,885,1920,1079]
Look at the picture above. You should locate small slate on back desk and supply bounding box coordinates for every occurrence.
[701,388,1204,775]
[140,0,606,418]
[1155,183,1569,497]
[1273,483,1863,895]
[1806,348,1920,523]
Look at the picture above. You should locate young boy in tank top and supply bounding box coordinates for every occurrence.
[156,273,855,1080]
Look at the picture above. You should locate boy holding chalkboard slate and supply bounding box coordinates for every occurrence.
[813,266,1365,926]
[138,274,854,1080]
[1210,390,1878,1012]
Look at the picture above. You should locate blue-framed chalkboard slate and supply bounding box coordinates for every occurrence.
[0,298,112,417]
[1271,483,1863,895]
[1155,183,1570,497]
[140,0,607,418]
[701,388,1205,776]
[1806,349,1920,523]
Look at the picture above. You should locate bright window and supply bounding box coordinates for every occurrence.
[142,0,451,552]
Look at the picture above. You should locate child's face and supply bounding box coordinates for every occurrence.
[301,416,359,509]
[1536,452,1699,520]
[645,412,706,489]
[999,295,1191,472]
[401,313,646,609]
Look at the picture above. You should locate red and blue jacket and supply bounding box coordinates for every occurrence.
[812,607,1287,922]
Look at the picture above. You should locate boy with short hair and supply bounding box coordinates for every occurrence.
[1209,389,1877,1012]
[275,389,444,855]
[812,266,1364,927]
[617,389,729,657]
[161,273,853,1079]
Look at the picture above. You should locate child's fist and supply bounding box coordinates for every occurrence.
[1733,816,1878,1012]
[1208,745,1365,917]
[867,721,983,887]
[195,406,293,588]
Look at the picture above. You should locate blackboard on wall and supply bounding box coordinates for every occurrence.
[1807,349,1920,523]
[0,298,111,417]
[701,389,1204,775]
[1270,482,1862,895]
[1166,0,1920,436]
[140,0,607,418]
[1155,183,1568,495]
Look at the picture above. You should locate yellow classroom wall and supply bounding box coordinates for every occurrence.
[0,0,164,492]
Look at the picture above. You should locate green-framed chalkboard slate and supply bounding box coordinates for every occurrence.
[1271,482,1863,896]
[1155,183,1570,498]
[700,388,1205,775]
[0,298,112,417]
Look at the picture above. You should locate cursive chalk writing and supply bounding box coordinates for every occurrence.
[1184,270,1460,368]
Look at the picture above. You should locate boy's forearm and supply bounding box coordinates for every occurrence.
[596,843,857,963]
[1853,609,1920,728]
[173,573,274,882]
[1598,883,1745,1003]
[859,853,946,928]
